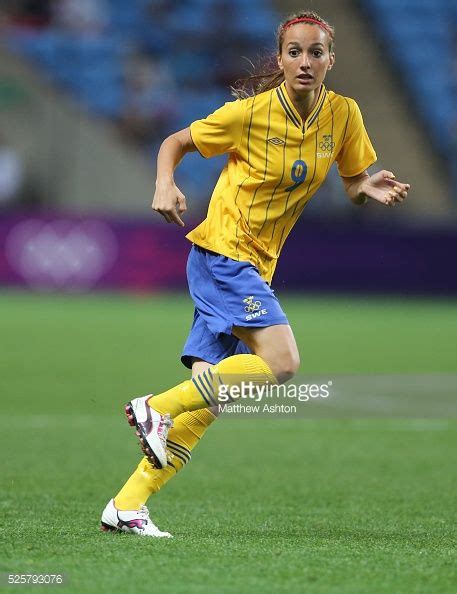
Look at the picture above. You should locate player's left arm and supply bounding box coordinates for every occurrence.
[342,170,410,207]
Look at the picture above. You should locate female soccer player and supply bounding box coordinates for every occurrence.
[101,10,410,536]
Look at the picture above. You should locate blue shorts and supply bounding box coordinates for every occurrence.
[181,245,289,369]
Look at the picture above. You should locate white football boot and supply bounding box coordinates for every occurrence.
[125,395,173,469]
[100,499,172,538]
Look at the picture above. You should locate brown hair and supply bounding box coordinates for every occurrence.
[231,10,335,99]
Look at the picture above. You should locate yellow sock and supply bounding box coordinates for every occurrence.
[114,408,216,510]
[150,354,276,417]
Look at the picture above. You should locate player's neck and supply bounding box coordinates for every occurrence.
[285,82,321,122]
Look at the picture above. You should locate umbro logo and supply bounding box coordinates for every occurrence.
[268,137,285,146]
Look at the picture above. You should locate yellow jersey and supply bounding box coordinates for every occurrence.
[187,81,376,283]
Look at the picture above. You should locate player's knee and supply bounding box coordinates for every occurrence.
[269,348,300,383]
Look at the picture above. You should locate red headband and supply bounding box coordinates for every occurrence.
[282,17,333,37]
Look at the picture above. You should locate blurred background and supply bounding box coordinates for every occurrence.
[0,0,456,294]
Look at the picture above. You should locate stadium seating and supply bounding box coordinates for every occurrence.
[6,0,276,116]
[6,0,277,196]
[8,1,454,194]
[362,0,456,156]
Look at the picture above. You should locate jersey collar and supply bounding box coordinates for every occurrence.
[276,81,327,132]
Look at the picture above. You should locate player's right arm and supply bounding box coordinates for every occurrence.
[153,99,245,226]
[153,127,197,227]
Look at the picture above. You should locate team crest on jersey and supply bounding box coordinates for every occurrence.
[243,296,268,321]
[268,137,285,146]
[244,296,261,312]
[317,134,335,158]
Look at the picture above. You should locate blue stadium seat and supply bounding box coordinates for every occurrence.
[364,0,456,157]
[175,89,232,129]
[174,150,227,200]
[5,0,285,201]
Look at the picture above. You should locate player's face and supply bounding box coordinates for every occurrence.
[278,24,335,95]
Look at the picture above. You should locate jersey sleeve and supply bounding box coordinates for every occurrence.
[336,99,377,177]
[190,99,246,158]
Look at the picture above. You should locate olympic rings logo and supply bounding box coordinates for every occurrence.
[243,296,262,313]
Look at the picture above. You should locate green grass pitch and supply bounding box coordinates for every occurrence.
[1,291,456,594]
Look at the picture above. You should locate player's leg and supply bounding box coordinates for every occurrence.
[151,324,298,418]
[103,322,297,534]
[126,246,294,468]
[133,318,298,424]
[191,359,219,417]
[231,324,300,383]
[104,299,245,533]
[148,324,298,422]
[127,324,297,458]
[126,352,277,465]
[101,359,217,536]
[115,359,216,510]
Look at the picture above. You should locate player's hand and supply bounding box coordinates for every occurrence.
[152,181,187,226]
[361,170,410,207]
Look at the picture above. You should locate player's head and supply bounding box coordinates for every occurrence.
[232,10,335,99]
[277,12,335,55]
[277,12,335,94]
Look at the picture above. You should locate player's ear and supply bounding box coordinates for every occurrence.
[277,54,283,71]
[327,52,335,71]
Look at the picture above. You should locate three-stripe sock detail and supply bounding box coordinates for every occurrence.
[191,368,219,407]
[167,439,191,466]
